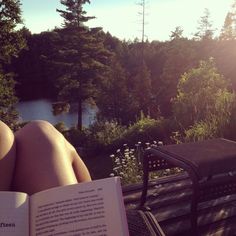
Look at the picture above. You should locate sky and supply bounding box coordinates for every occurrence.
[20,0,234,41]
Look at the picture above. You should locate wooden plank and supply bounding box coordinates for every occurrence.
[153,195,236,235]
[123,173,236,235]
[122,172,189,194]
[198,215,236,236]
[123,175,192,205]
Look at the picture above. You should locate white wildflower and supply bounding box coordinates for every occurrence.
[113,167,120,171]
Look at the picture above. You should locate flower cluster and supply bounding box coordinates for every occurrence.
[109,141,163,185]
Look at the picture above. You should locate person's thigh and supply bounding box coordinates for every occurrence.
[12,120,90,195]
[0,121,16,191]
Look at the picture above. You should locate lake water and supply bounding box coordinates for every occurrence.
[16,99,97,128]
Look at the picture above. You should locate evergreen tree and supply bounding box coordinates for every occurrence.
[157,38,198,116]
[220,1,236,40]
[96,59,136,124]
[194,8,215,40]
[0,0,26,127]
[54,0,111,130]
[131,63,153,117]
[170,26,184,40]
[14,30,60,100]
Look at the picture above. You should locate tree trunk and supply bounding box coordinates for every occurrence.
[77,98,82,131]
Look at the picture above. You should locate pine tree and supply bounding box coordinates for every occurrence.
[170,26,184,40]
[54,0,111,130]
[220,1,236,40]
[0,0,26,127]
[194,8,215,40]
[96,59,136,124]
[131,63,152,116]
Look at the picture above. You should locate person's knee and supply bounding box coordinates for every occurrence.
[16,120,63,141]
[15,120,67,160]
[0,120,14,139]
[20,120,55,133]
[0,121,15,160]
[12,120,78,193]
[0,121,16,191]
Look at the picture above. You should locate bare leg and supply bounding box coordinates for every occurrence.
[0,121,16,191]
[12,120,91,195]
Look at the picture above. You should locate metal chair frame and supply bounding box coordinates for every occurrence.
[140,141,236,233]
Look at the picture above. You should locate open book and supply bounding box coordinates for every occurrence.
[0,177,129,236]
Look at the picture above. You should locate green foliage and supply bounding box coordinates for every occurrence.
[13,121,28,132]
[0,0,26,127]
[224,102,236,140]
[0,73,18,127]
[87,114,171,154]
[12,23,236,135]
[220,12,236,40]
[121,114,170,145]
[220,1,236,40]
[184,119,218,142]
[0,0,26,66]
[110,142,182,185]
[131,63,153,116]
[52,102,70,115]
[170,26,184,40]
[173,58,234,129]
[88,120,126,150]
[64,114,171,158]
[110,145,143,185]
[54,121,67,133]
[51,0,111,130]
[157,38,199,116]
[14,31,59,100]
[194,8,215,40]
[64,126,89,148]
[96,59,136,124]
[63,119,126,156]
[173,58,235,142]
[7,2,236,149]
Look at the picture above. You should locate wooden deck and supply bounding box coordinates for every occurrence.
[122,172,236,236]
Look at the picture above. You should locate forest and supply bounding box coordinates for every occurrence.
[2,0,236,179]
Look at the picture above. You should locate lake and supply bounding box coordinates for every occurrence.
[16,99,97,128]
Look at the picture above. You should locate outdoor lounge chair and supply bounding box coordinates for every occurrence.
[139,138,236,233]
[126,209,165,236]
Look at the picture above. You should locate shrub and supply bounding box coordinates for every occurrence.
[89,120,126,146]
[184,119,218,142]
[121,116,170,145]
[65,116,172,158]
[85,120,126,153]
[65,127,89,148]
[54,121,67,133]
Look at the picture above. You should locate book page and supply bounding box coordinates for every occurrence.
[0,191,29,236]
[30,177,129,236]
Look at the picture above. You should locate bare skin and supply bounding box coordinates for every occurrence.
[0,121,16,190]
[0,120,91,195]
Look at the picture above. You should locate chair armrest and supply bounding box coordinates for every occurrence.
[126,209,165,236]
